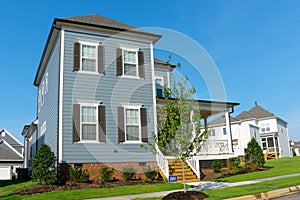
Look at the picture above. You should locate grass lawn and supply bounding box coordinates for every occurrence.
[0,181,185,200]
[133,175,300,200]
[216,157,300,183]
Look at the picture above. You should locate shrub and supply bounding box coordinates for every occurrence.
[32,143,57,185]
[69,166,90,183]
[122,165,136,181]
[212,159,223,173]
[227,157,240,173]
[245,137,265,169]
[99,165,114,182]
[143,165,157,181]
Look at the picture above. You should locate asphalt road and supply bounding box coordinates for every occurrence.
[271,192,300,200]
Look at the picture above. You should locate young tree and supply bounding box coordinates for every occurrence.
[143,58,207,192]
[245,137,265,169]
[32,143,57,185]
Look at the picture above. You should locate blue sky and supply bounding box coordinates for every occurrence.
[1,0,300,142]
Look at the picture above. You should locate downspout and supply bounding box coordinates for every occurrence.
[228,106,234,153]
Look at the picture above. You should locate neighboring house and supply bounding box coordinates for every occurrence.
[0,129,24,180]
[209,103,291,158]
[22,14,239,181]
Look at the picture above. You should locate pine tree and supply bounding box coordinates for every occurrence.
[32,143,57,185]
[245,137,265,169]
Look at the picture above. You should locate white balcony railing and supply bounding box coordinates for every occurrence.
[198,140,230,155]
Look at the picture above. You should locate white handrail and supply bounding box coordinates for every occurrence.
[156,149,169,179]
[186,157,201,179]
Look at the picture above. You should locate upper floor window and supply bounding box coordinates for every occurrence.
[124,50,138,76]
[116,48,145,78]
[261,123,270,132]
[223,127,227,135]
[209,129,215,136]
[45,72,48,94]
[155,76,164,98]
[73,42,104,73]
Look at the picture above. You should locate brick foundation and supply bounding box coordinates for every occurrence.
[59,161,157,182]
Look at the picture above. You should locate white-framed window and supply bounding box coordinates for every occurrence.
[223,127,227,135]
[261,123,270,132]
[209,129,215,136]
[38,88,41,112]
[45,72,48,94]
[41,81,45,106]
[80,105,98,141]
[124,106,141,142]
[123,49,138,77]
[155,76,164,98]
[81,43,97,72]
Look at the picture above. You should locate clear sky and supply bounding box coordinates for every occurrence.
[1,0,299,142]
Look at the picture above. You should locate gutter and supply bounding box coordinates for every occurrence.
[228,106,235,153]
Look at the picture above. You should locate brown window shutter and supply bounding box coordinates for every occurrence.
[140,107,148,142]
[118,107,125,142]
[98,105,106,142]
[74,43,80,71]
[116,48,123,76]
[98,46,104,73]
[73,104,80,142]
[138,51,145,78]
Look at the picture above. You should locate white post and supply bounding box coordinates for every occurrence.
[225,111,233,153]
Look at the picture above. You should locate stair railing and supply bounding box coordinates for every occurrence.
[186,157,201,179]
[156,149,169,179]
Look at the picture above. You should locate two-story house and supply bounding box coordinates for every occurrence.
[22,14,239,182]
[209,103,291,159]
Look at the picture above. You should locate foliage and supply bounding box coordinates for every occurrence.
[227,157,240,173]
[245,137,265,169]
[31,143,57,185]
[122,165,136,181]
[99,166,114,183]
[143,165,157,181]
[69,166,90,184]
[212,159,223,173]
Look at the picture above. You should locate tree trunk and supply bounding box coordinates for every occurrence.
[182,159,186,193]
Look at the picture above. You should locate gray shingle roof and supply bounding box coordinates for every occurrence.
[247,105,275,119]
[235,111,255,120]
[209,115,239,126]
[154,58,176,68]
[0,141,22,161]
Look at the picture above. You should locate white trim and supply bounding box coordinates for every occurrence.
[167,70,170,88]
[0,129,23,146]
[79,41,99,73]
[80,103,99,142]
[45,72,48,94]
[1,140,23,158]
[58,29,64,163]
[150,43,158,139]
[123,105,142,143]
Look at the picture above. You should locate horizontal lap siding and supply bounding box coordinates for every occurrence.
[62,31,155,163]
[37,37,60,156]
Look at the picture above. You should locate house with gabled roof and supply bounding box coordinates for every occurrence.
[22,14,240,182]
[0,129,24,180]
[209,103,291,159]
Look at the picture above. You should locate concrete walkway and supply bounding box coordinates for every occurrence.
[89,173,300,200]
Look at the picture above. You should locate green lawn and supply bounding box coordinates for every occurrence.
[133,175,300,200]
[216,157,300,183]
[0,181,184,200]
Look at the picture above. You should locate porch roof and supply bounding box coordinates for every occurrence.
[157,97,239,119]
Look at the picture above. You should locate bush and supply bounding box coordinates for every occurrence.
[212,159,223,173]
[99,166,114,182]
[227,157,240,171]
[122,165,136,181]
[69,166,90,183]
[32,143,57,185]
[143,165,157,181]
[245,137,265,169]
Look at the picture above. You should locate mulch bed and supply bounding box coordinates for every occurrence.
[13,180,163,195]
[163,191,208,200]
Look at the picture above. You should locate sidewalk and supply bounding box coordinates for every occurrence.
[89,173,300,200]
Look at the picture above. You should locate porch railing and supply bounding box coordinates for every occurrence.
[186,157,201,178]
[198,140,230,155]
[156,149,169,179]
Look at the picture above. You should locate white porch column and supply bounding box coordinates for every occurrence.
[225,111,233,152]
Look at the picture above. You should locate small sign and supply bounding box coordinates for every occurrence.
[168,175,178,182]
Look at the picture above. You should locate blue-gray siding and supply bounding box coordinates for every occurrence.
[61,30,155,163]
[37,36,60,156]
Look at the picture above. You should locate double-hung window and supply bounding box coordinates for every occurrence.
[125,107,140,142]
[81,105,98,141]
[81,44,97,72]
[223,127,227,135]
[155,77,164,98]
[123,50,138,76]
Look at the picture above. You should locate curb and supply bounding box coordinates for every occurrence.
[224,185,300,200]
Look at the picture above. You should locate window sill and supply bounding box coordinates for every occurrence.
[122,141,143,144]
[77,141,103,144]
[77,71,101,75]
[120,75,141,79]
